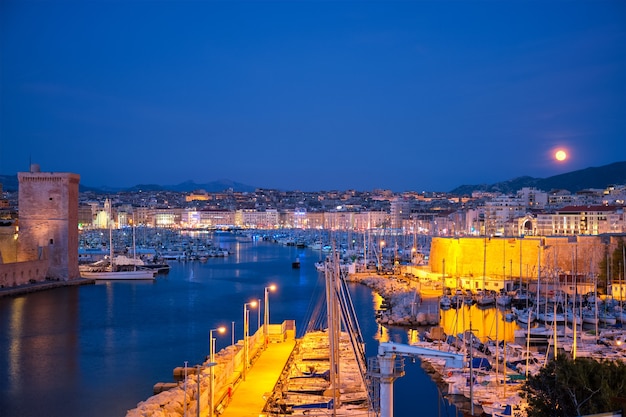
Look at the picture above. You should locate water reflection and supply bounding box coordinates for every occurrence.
[8,297,24,395]
[1,289,80,415]
[440,304,519,343]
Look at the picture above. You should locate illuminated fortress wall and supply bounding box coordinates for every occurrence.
[0,224,17,263]
[429,235,614,281]
[17,168,80,281]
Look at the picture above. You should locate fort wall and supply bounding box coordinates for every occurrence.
[18,170,80,281]
[428,235,622,281]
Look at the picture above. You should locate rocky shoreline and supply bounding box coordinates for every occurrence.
[346,272,442,327]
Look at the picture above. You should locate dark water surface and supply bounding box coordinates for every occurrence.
[0,232,456,417]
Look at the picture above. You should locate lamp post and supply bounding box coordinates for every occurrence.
[196,365,201,417]
[208,326,226,417]
[264,284,277,347]
[243,301,257,381]
[378,240,385,273]
[183,361,188,417]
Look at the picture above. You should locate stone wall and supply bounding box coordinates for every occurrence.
[0,259,49,288]
[18,171,80,281]
[428,235,622,280]
[0,224,18,264]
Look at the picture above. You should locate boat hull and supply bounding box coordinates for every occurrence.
[80,270,156,280]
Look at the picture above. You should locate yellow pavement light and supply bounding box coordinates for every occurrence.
[220,340,296,417]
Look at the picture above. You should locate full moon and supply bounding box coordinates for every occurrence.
[555,150,567,161]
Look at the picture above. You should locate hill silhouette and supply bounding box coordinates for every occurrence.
[449,161,626,195]
[1,161,624,194]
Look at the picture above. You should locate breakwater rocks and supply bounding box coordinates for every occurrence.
[346,273,440,327]
[126,337,258,417]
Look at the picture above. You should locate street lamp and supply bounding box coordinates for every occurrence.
[183,361,188,417]
[378,240,385,272]
[243,300,257,381]
[264,284,277,347]
[208,326,226,417]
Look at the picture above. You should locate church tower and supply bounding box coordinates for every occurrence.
[18,164,80,280]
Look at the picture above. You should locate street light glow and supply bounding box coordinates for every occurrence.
[208,326,227,417]
[264,284,277,348]
[243,301,257,381]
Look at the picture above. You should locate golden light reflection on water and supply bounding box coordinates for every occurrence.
[439,305,518,343]
[372,292,391,343]
[9,297,25,393]
[5,289,80,395]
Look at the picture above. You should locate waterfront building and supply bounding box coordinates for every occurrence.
[153,208,183,228]
[199,209,223,228]
[238,208,280,228]
[304,211,325,229]
[323,210,357,230]
[536,205,625,236]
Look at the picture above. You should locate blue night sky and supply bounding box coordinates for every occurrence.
[1,1,625,192]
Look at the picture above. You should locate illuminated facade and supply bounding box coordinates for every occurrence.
[428,235,614,286]
[17,166,80,281]
[185,190,209,202]
[536,205,625,236]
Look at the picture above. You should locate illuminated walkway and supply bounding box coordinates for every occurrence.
[220,339,296,417]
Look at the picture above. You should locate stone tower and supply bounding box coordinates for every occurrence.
[18,164,80,280]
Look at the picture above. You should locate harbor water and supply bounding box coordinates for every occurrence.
[0,231,457,417]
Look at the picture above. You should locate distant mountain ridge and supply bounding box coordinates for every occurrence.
[1,161,624,194]
[94,179,257,193]
[449,161,626,195]
[0,176,257,193]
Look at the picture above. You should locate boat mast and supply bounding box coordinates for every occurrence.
[325,243,341,415]
[572,244,578,359]
[107,198,114,272]
[519,239,523,292]
[619,243,626,322]
[132,214,137,271]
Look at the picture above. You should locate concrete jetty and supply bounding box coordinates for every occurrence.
[220,339,295,417]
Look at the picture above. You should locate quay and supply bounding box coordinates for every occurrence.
[0,277,95,298]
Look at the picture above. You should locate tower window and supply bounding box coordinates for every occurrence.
[49,239,54,244]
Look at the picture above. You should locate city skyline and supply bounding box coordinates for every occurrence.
[1,1,625,192]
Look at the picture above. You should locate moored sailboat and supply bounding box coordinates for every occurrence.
[80,201,156,280]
